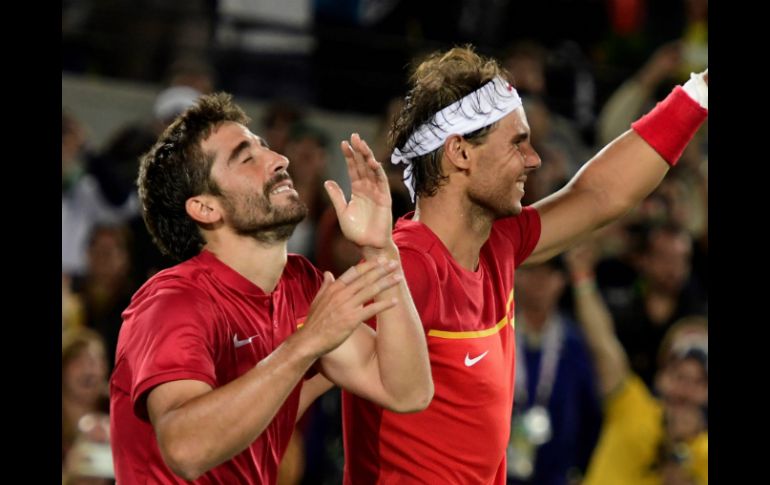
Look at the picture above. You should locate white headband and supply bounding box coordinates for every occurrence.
[391,76,522,201]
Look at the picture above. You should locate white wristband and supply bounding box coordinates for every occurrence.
[682,70,708,110]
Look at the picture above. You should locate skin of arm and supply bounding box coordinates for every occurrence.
[296,374,335,422]
[527,70,707,266]
[145,131,433,480]
[563,244,629,397]
[527,130,668,265]
[146,259,401,480]
[320,133,434,414]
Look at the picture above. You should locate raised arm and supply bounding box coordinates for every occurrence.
[526,70,708,265]
[563,243,629,397]
[146,260,401,480]
[321,133,434,413]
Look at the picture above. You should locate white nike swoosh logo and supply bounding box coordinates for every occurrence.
[464,350,489,367]
[233,334,258,349]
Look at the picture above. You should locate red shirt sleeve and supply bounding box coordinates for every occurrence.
[398,246,438,332]
[125,282,220,419]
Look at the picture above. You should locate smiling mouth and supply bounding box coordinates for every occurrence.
[266,173,296,196]
[270,183,295,195]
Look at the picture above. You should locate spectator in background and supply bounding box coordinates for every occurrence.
[508,257,602,485]
[87,123,156,211]
[62,112,137,277]
[152,57,213,130]
[597,41,686,146]
[63,412,115,485]
[565,244,707,485]
[165,56,215,97]
[284,122,331,261]
[678,0,708,80]
[62,110,87,193]
[63,273,86,343]
[502,41,548,98]
[82,120,168,284]
[153,85,204,128]
[72,224,136,371]
[315,207,363,278]
[600,223,706,387]
[63,329,110,463]
[261,101,306,156]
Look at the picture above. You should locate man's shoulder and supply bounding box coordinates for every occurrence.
[393,218,438,253]
[130,257,213,304]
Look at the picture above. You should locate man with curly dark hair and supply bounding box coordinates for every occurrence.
[109,93,433,483]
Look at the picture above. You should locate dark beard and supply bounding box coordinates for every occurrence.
[220,174,309,243]
[231,194,308,243]
[467,187,520,221]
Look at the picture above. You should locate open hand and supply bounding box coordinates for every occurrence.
[325,133,393,249]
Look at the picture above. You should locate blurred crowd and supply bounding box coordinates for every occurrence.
[62,1,707,483]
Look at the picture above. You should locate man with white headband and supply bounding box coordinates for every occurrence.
[337,46,708,484]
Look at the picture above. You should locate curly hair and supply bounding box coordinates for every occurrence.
[138,92,249,261]
[390,46,511,198]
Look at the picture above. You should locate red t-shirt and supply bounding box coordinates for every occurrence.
[343,208,541,485]
[110,250,322,484]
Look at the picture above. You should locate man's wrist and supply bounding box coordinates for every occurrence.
[570,272,597,293]
[362,241,400,262]
[631,84,708,166]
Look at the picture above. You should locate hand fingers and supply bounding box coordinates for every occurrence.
[308,271,336,312]
[337,258,390,285]
[341,140,361,184]
[344,137,367,181]
[352,134,384,175]
[351,133,373,161]
[341,260,401,306]
[354,297,398,323]
[323,271,335,286]
[324,180,347,218]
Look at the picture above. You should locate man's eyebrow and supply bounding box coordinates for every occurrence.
[511,132,529,144]
[256,136,270,149]
[227,140,251,165]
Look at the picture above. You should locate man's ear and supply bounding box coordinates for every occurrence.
[443,134,472,171]
[185,195,222,224]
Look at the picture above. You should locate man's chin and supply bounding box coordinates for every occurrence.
[494,202,522,220]
[247,207,308,243]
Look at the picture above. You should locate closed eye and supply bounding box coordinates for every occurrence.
[511,133,528,147]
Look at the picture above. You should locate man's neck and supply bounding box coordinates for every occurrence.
[204,232,288,292]
[415,190,494,271]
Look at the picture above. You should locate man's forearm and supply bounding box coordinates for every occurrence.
[530,77,706,264]
[363,243,434,412]
[570,277,628,397]
[150,331,320,479]
[529,131,668,264]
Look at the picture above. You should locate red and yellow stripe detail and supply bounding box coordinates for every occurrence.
[427,290,515,339]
